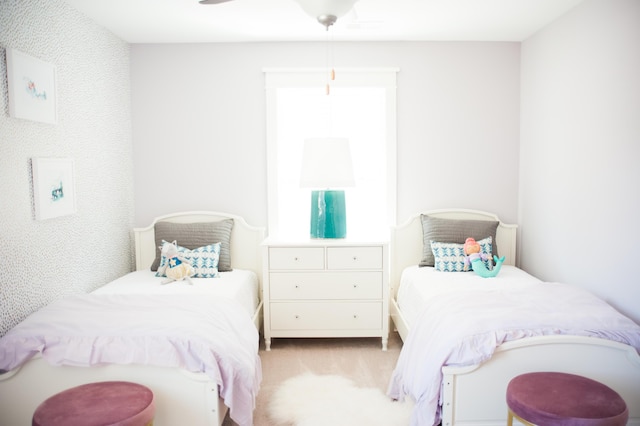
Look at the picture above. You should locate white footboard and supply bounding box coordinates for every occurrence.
[441,335,640,426]
[0,358,226,426]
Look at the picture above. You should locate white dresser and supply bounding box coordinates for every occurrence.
[262,238,389,350]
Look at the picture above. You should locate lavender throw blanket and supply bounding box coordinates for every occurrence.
[387,282,640,426]
[0,294,261,426]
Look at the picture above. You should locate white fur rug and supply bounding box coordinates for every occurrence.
[268,373,414,426]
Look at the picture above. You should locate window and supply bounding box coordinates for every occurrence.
[265,68,398,240]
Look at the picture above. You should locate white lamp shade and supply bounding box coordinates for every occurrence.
[300,137,355,188]
[295,0,359,19]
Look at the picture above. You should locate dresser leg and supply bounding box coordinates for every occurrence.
[382,336,388,351]
[265,338,271,351]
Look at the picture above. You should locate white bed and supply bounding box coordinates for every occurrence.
[388,209,640,426]
[0,211,265,426]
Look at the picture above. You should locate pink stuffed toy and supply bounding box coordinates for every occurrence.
[464,237,504,278]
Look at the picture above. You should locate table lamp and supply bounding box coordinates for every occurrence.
[300,137,355,238]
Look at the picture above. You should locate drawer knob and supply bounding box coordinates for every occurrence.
[353,315,358,319]
[295,315,300,319]
[294,257,299,261]
[353,284,358,288]
[353,256,358,261]
[295,285,299,289]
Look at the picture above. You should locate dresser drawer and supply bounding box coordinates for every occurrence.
[270,302,382,330]
[269,247,324,270]
[269,272,382,300]
[327,246,383,270]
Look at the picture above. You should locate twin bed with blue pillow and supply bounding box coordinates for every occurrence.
[0,211,265,426]
[387,209,640,426]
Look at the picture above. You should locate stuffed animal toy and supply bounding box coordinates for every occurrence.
[157,240,195,285]
[463,237,505,278]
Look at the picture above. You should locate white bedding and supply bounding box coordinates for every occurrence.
[396,265,542,327]
[92,269,260,317]
[0,269,262,426]
[389,267,640,426]
[0,293,261,426]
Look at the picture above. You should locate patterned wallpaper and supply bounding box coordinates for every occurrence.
[0,0,134,336]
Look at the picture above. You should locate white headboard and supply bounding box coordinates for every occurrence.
[390,209,517,297]
[133,211,266,279]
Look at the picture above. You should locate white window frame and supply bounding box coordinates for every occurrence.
[264,67,398,239]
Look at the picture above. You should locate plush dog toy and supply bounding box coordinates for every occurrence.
[157,240,195,284]
[463,237,505,278]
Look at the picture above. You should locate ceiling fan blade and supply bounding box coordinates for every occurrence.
[199,0,234,4]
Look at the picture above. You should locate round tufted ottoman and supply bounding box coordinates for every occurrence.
[32,381,155,426]
[506,372,628,426]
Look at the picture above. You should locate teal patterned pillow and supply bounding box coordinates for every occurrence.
[430,237,493,272]
[156,240,221,278]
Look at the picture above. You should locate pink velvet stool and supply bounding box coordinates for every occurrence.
[506,372,628,426]
[32,381,155,426]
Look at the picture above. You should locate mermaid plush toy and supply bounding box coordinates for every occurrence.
[463,237,505,278]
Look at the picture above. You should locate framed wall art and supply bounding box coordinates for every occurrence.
[6,48,57,124]
[32,158,76,220]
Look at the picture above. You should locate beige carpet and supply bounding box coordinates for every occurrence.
[223,332,403,425]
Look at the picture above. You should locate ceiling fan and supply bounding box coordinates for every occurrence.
[199,0,360,29]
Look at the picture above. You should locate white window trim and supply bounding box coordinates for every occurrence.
[264,67,399,238]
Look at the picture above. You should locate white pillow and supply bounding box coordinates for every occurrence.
[430,237,493,272]
[156,240,221,278]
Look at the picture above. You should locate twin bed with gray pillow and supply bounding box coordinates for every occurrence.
[388,209,640,426]
[0,211,265,426]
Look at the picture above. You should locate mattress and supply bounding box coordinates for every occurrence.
[92,269,260,317]
[396,265,543,327]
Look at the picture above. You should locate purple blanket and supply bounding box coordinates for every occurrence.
[0,293,261,426]
[388,282,640,426]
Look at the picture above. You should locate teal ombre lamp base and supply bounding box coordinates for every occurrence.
[309,190,347,239]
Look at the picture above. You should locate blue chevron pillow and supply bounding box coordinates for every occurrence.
[156,240,221,278]
[430,237,493,272]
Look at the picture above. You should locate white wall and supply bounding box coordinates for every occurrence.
[3,0,636,337]
[0,0,134,336]
[519,0,640,323]
[131,41,521,228]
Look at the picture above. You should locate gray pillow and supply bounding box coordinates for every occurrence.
[150,219,234,272]
[419,215,499,267]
